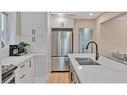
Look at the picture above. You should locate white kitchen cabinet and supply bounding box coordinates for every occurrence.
[50,17,74,28]
[34,54,48,83]
[15,58,34,83]
[21,12,48,53]
[21,12,47,36]
[21,35,47,52]
[69,61,80,83]
[26,58,34,83]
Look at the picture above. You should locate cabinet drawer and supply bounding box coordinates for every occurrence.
[16,63,27,74]
[15,68,27,83]
[15,59,34,83]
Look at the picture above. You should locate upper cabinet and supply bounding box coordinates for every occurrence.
[21,12,47,36]
[21,12,48,53]
[50,17,74,28]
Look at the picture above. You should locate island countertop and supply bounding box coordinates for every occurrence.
[68,54,127,83]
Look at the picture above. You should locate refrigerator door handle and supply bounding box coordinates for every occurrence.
[58,32,61,55]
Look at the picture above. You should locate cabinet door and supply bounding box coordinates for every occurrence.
[34,36,47,52]
[15,62,27,83]
[34,55,47,83]
[21,36,35,51]
[21,12,47,36]
[21,35,47,52]
[15,59,34,83]
[50,17,73,28]
[26,59,34,83]
[34,12,47,35]
[21,13,35,36]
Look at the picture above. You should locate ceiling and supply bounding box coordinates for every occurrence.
[50,12,103,19]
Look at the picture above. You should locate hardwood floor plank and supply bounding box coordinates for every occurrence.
[46,72,70,83]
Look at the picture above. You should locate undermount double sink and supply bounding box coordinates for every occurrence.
[75,58,100,65]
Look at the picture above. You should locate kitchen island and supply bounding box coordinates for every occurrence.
[68,54,127,83]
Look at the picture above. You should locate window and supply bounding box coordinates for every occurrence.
[0,12,9,48]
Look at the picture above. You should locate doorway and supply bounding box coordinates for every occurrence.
[78,28,93,53]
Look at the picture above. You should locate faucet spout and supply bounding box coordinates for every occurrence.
[86,41,99,60]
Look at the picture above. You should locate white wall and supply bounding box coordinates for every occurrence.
[7,12,17,44]
[94,12,124,44]
[0,12,20,58]
[0,12,17,58]
[99,20,127,56]
[94,12,125,56]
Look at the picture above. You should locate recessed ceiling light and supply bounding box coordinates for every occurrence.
[89,13,93,16]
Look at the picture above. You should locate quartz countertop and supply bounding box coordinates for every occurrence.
[1,54,34,66]
[1,52,47,66]
[68,54,127,83]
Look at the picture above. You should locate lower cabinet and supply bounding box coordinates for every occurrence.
[69,61,80,83]
[15,58,34,83]
[34,54,48,83]
[15,54,48,83]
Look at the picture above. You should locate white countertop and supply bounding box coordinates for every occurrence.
[1,54,34,66]
[0,52,48,66]
[68,54,127,83]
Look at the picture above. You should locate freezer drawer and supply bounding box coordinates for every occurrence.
[51,57,69,71]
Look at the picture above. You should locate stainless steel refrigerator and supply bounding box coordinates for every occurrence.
[51,28,73,71]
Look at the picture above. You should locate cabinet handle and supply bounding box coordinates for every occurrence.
[32,37,35,42]
[32,37,34,42]
[61,23,64,28]
[34,29,35,34]
[20,74,26,79]
[30,60,31,67]
[32,29,34,35]
[34,37,35,42]
[20,64,25,68]
[32,29,36,35]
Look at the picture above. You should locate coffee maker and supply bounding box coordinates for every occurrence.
[9,45,20,56]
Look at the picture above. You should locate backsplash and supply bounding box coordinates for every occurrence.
[0,48,9,58]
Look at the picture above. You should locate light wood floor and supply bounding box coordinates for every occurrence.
[46,72,70,83]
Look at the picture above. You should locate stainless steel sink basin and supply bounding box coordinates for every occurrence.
[75,58,100,65]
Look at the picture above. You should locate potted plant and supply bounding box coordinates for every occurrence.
[18,41,30,54]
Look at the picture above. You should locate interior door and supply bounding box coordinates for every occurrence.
[78,28,93,53]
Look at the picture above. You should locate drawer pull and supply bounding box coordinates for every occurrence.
[20,74,25,79]
[20,64,25,68]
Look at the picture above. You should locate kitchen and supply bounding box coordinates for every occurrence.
[1,12,127,83]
